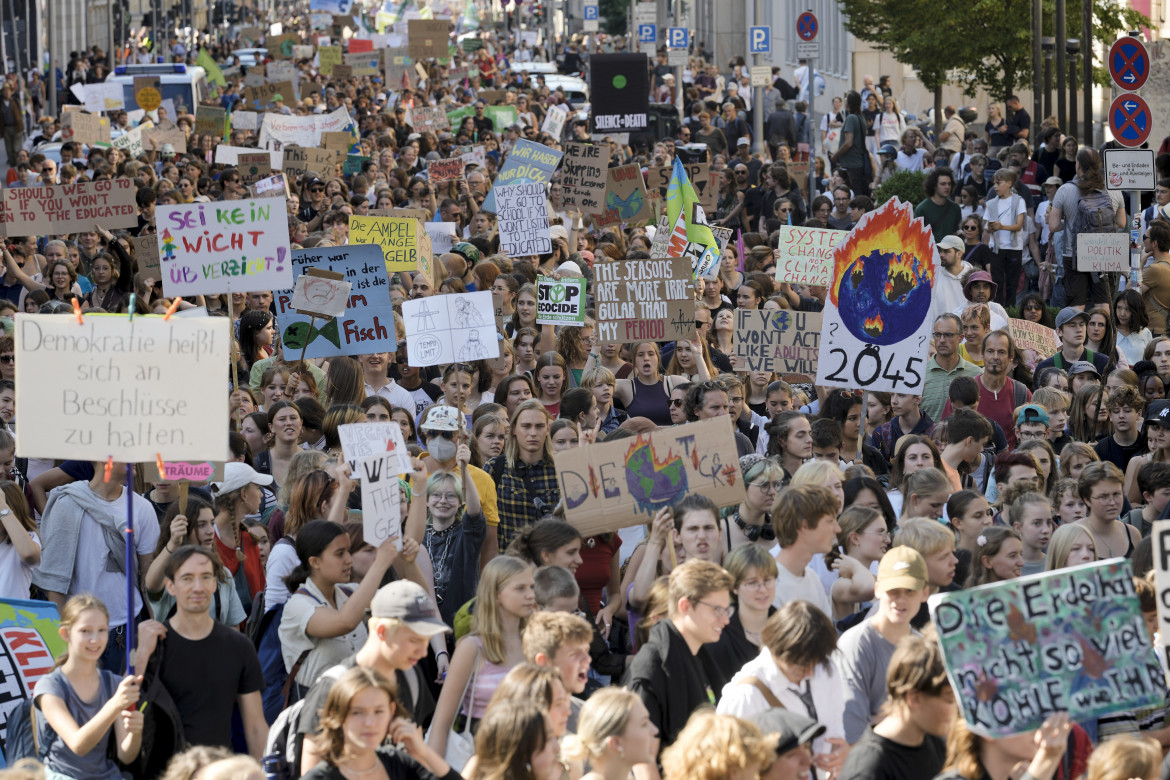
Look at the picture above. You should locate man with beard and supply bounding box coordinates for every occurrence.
[941,330,1031,448]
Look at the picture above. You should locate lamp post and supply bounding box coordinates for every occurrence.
[1066,38,1079,139]
[1042,37,1055,120]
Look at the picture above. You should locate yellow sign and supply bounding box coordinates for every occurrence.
[135,76,162,112]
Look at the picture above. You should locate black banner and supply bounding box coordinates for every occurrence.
[589,53,650,134]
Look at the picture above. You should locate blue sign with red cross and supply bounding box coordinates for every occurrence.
[796,12,818,41]
[1108,37,1150,91]
[1109,94,1153,148]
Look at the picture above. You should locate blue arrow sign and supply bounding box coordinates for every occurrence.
[667,27,687,48]
[749,26,770,54]
[638,24,656,43]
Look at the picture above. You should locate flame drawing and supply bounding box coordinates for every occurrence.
[830,198,936,307]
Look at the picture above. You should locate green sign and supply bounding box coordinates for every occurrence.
[536,275,586,326]
[343,154,370,176]
[446,104,518,133]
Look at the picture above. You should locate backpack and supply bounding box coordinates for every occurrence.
[3,698,41,765]
[1067,188,1119,258]
[262,663,348,780]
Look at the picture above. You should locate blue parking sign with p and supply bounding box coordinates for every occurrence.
[668,27,687,48]
[583,4,598,18]
[638,24,656,43]
[749,26,770,54]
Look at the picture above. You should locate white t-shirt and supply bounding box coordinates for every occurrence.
[70,488,160,627]
[0,531,39,600]
[364,380,416,412]
[770,552,832,616]
[984,193,1027,251]
[264,538,299,611]
[279,577,368,687]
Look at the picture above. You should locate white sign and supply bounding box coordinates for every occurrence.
[796,41,821,59]
[111,120,154,158]
[257,106,353,150]
[84,82,125,113]
[338,421,412,479]
[1153,521,1170,673]
[497,182,552,257]
[290,272,351,318]
[1104,148,1157,191]
[231,111,260,131]
[750,65,772,88]
[541,104,569,138]
[14,315,230,461]
[358,453,403,549]
[634,2,656,23]
[215,145,281,168]
[424,222,458,255]
[402,291,499,366]
[774,225,846,287]
[1076,232,1129,272]
[156,198,293,296]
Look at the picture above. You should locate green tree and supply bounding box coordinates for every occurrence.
[600,0,628,34]
[873,170,926,207]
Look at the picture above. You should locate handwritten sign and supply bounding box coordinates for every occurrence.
[111,120,153,158]
[157,198,292,296]
[0,598,64,756]
[402,291,499,366]
[318,45,342,75]
[554,417,744,537]
[498,183,552,257]
[338,421,412,478]
[195,105,226,138]
[541,104,569,138]
[2,180,137,236]
[241,80,295,110]
[1076,233,1129,273]
[62,112,110,146]
[647,162,715,213]
[561,141,610,214]
[930,559,1162,737]
[427,156,464,183]
[1153,521,1170,684]
[130,234,160,276]
[258,106,352,150]
[775,225,846,287]
[83,82,124,112]
[275,244,395,359]
[238,152,273,185]
[537,275,586,326]
[1009,318,1059,359]
[733,310,821,380]
[282,146,340,179]
[14,315,230,461]
[349,215,427,275]
[594,256,693,344]
[483,139,562,213]
[408,106,450,131]
[425,222,457,256]
[322,131,354,153]
[595,163,653,227]
[342,51,380,76]
[358,453,403,549]
[408,19,450,59]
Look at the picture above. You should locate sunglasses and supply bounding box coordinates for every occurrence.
[430,429,457,440]
[310,187,325,193]
[668,399,684,407]
[0,355,13,364]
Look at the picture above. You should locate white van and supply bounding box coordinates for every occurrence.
[106,63,210,115]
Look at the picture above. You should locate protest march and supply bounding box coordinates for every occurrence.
[4,3,1170,780]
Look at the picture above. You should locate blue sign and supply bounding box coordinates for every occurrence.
[749,26,770,54]
[638,24,656,43]
[1109,94,1153,148]
[275,245,395,359]
[667,27,687,48]
[583,4,598,19]
[482,138,564,214]
[796,11,818,41]
[1108,37,1150,90]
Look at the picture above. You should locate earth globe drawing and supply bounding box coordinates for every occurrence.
[625,436,687,514]
[830,198,936,346]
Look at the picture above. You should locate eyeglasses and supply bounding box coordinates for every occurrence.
[430,492,460,503]
[697,601,735,619]
[863,529,891,540]
[932,331,960,340]
[749,481,783,492]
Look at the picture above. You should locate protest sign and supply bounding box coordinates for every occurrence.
[238,152,273,185]
[457,145,487,170]
[230,111,259,131]
[268,33,298,58]
[14,315,230,461]
[425,222,457,256]
[146,460,225,483]
[647,162,715,213]
[266,60,298,85]
[541,104,569,137]
[536,275,586,326]
[110,120,153,159]
[343,155,370,176]
[157,198,292,296]
[251,173,291,199]
[733,310,821,380]
[358,453,403,548]
[594,257,694,343]
[258,106,352,150]
[134,77,161,111]
[1076,233,1129,273]
[130,234,160,276]
[498,183,552,257]
[930,559,1163,737]
[144,125,188,154]
[815,199,934,394]
[347,37,373,53]
[0,598,64,756]
[195,105,226,138]
[275,244,396,359]
[482,139,562,213]
[294,44,315,59]
[446,104,517,134]
[478,89,507,105]
[322,131,354,153]
[282,146,340,179]
[2,179,137,236]
[589,53,649,133]
[241,80,296,110]
[774,225,846,287]
[555,417,744,537]
[349,215,432,276]
[427,156,464,183]
[408,105,450,131]
[62,111,110,146]
[342,52,380,76]
[409,19,450,59]
[331,64,353,80]
[385,48,413,87]
[595,163,654,227]
[82,82,124,113]
[318,44,342,74]
[402,291,499,366]
[1009,318,1059,360]
[215,145,279,168]
[338,421,412,478]
[1153,521,1170,679]
[291,268,350,319]
[561,142,610,213]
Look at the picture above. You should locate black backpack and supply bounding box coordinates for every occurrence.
[1067,188,1120,258]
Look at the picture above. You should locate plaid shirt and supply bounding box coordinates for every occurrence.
[485,455,560,549]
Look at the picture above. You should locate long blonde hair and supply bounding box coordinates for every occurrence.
[561,688,642,762]
[56,594,109,668]
[471,555,534,664]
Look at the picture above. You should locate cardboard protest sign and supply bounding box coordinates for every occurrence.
[0,598,64,756]
[338,421,412,478]
[561,142,610,213]
[407,106,450,131]
[349,215,431,276]
[647,162,715,213]
[385,49,413,87]
[291,268,350,319]
[331,64,353,80]
[2,179,137,236]
[238,152,273,185]
[144,125,188,154]
[555,417,744,536]
[930,559,1163,737]
[1009,318,1059,360]
[14,315,230,461]
[342,51,380,76]
[427,157,464,183]
[130,234,160,276]
[1077,233,1129,273]
[402,291,499,366]
[589,53,649,133]
[497,183,552,257]
[815,199,934,395]
[322,131,354,153]
[62,111,110,146]
[537,275,586,326]
[1153,521,1170,679]
[268,33,299,58]
[230,111,259,131]
[251,173,291,199]
[482,139,562,213]
[733,310,821,380]
[282,146,340,179]
[133,76,162,112]
[594,256,694,344]
[157,198,292,296]
[409,19,450,59]
[82,82,124,113]
[275,244,396,359]
[425,222,457,256]
[318,45,342,74]
[195,105,226,138]
[242,80,295,110]
[774,225,845,287]
[215,145,278,168]
[595,163,653,227]
[111,119,153,158]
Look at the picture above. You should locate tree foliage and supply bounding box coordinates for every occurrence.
[600,0,628,34]
[873,171,926,207]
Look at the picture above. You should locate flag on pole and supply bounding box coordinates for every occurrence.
[665,157,721,279]
[197,48,226,88]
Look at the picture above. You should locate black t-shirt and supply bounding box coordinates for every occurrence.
[159,620,264,748]
[1094,435,1146,475]
[838,728,946,780]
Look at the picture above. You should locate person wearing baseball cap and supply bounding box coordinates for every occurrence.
[1032,306,1111,378]
[1014,403,1050,444]
[747,709,826,779]
[934,234,972,315]
[954,269,1008,331]
[296,581,450,774]
[209,462,274,605]
[837,547,929,743]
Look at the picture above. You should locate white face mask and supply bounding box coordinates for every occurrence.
[427,436,457,462]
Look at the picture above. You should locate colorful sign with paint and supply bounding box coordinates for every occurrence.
[349,215,427,275]
[0,598,65,757]
[1,179,138,236]
[775,225,846,287]
[482,139,562,213]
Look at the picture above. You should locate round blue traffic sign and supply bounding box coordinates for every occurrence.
[1109,37,1150,91]
[796,12,818,42]
[1109,94,1153,148]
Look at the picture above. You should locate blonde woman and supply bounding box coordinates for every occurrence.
[661,711,772,780]
[562,689,659,780]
